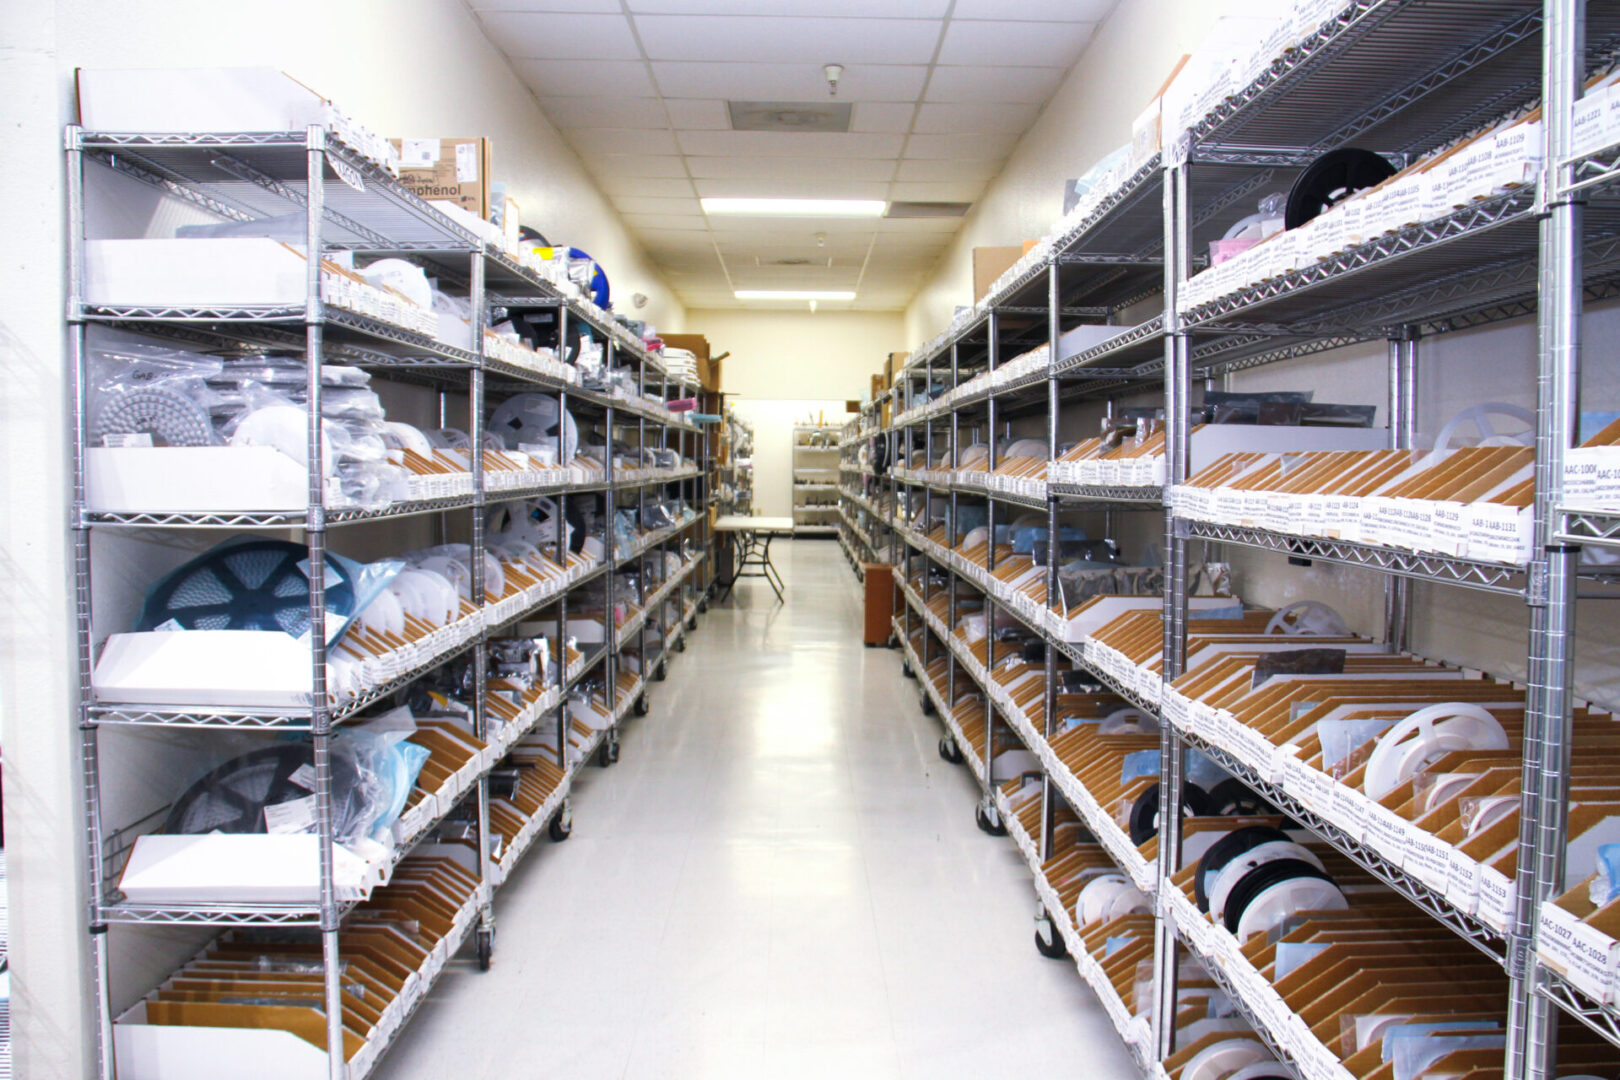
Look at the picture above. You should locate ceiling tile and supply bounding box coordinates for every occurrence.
[887,179,986,201]
[711,225,877,244]
[539,97,669,129]
[873,232,953,251]
[597,175,698,197]
[634,15,941,65]
[566,128,681,156]
[638,228,719,250]
[894,157,1001,181]
[586,154,691,178]
[651,61,928,101]
[470,0,623,9]
[686,155,898,181]
[923,65,1064,104]
[611,195,704,216]
[936,19,1095,68]
[694,177,891,200]
[620,212,711,230]
[850,102,916,134]
[677,130,904,158]
[662,99,731,130]
[514,59,657,96]
[901,132,1017,159]
[912,102,1037,134]
[476,12,642,59]
[876,216,963,233]
[629,0,948,14]
[951,0,1115,19]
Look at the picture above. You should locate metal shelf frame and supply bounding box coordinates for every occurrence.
[67,123,711,1080]
[869,6,1611,1080]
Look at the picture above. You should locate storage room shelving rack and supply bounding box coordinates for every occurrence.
[837,407,895,580]
[66,124,711,1080]
[792,424,842,536]
[865,3,1620,1079]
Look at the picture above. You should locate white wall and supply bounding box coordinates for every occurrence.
[905,0,1223,344]
[0,3,685,1075]
[686,309,905,400]
[728,400,854,520]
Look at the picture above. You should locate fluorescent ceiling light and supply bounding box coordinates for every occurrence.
[734,290,856,301]
[702,198,885,217]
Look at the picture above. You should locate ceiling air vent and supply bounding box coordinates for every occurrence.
[759,257,820,267]
[885,202,972,219]
[728,101,852,133]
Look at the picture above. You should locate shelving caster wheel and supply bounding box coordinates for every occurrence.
[548,802,573,843]
[697,598,709,614]
[975,801,1006,837]
[687,615,698,630]
[634,692,651,717]
[938,735,961,764]
[887,634,899,650]
[675,635,687,652]
[901,657,915,679]
[477,930,494,972]
[598,734,620,767]
[654,659,669,681]
[1034,912,1067,960]
[920,687,936,716]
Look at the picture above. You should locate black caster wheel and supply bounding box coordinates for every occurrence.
[938,735,962,764]
[548,805,573,842]
[598,738,620,767]
[654,659,668,681]
[674,637,687,653]
[1035,923,1068,960]
[887,634,900,650]
[902,659,915,679]
[634,693,650,717]
[697,599,709,614]
[477,933,494,971]
[920,687,936,716]
[975,804,1006,837]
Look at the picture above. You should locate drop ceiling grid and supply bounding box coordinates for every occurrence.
[469,0,1119,309]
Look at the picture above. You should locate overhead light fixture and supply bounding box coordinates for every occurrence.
[702,198,885,217]
[734,290,856,301]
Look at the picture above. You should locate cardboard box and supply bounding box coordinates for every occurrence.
[972,246,1024,301]
[389,137,490,217]
[77,67,330,132]
[662,333,719,390]
[886,352,909,386]
[871,374,887,399]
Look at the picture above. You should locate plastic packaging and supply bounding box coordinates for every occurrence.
[89,338,227,447]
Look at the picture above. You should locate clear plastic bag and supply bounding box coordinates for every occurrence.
[89,337,227,447]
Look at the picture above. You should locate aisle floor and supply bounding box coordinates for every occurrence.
[383,540,1137,1079]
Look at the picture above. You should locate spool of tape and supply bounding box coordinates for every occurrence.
[1363,702,1507,799]
[1195,825,1292,913]
[381,421,434,457]
[94,384,215,447]
[1232,864,1347,939]
[1075,873,1132,927]
[1181,1038,1269,1080]
[1208,840,1323,926]
[231,405,335,475]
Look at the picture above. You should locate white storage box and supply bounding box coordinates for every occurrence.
[93,630,319,708]
[117,833,371,905]
[77,67,333,132]
[85,238,308,309]
[87,446,308,513]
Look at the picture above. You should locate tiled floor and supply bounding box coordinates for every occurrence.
[382,539,1138,1079]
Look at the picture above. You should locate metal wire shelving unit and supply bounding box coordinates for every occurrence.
[860,4,1620,1079]
[67,124,712,1080]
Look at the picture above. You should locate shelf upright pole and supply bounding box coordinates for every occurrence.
[984,315,1000,825]
[65,127,115,1080]
[469,250,495,965]
[554,299,574,828]
[922,357,936,679]
[299,127,346,1080]
[1153,157,1192,1064]
[1383,331,1417,652]
[606,350,619,728]
[1040,260,1061,870]
[948,341,961,757]
[1516,4,1585,1078]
